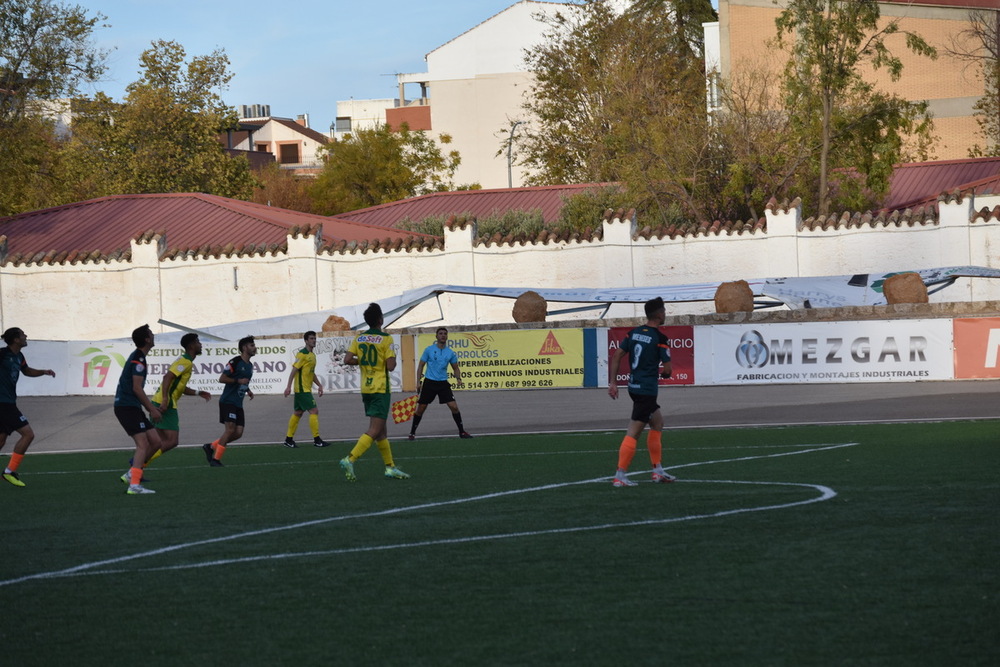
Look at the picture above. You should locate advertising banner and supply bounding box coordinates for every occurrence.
[21,336,402,397]
[68,339,293,397]
[417,329,585,389]
[607,326,695,386]
[312,334,402,393]
[953,317,1000,379]
[710,320,954,384]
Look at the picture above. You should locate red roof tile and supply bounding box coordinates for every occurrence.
[0,193,429,258]
[331,183,616,228]
[882,157,1000,211]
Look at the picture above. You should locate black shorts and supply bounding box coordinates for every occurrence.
[0,403,28,435]
[219,403,246,427]
[628,392,660,423]
[114,405,153,436]
[418,379,455,405]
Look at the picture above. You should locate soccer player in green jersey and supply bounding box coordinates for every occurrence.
[0,328,56,488]
[339,303,409,481]
[283,330,327,448]
[123,333,211,482]
[607,297,677,487]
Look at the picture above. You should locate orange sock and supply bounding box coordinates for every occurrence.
[214,444,226,461]
[647,430,662,467]
[617,436,637,471]
[130,467,143,485]
[7,452,24,472]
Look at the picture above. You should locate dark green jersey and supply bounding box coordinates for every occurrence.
[220,355,254,407]
[619,325,671,396]
[0,347,26,404]
[114,349,148,407]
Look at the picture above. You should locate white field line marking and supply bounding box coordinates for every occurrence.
[73,480,836,577]
[0,443,857,587]
[31,443,851,477]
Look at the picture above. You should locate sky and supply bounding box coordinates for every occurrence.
[74,0,540,130]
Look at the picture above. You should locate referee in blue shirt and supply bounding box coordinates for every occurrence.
[409,328,473,440]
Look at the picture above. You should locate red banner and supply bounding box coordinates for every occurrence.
[608,326,694,386]
[954,318,1000,379]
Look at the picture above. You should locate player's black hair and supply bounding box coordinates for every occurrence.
[436,327,448,335]
[238,335,255,353]
[132,324,153,348]
[363,303,383,329]
[304,330,316,341]
[644,297,665,318]
[180,333,199,350]
[2,327,24,345]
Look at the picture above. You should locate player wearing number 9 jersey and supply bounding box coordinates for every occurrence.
[340,303,410,481]
[606,296,676,487]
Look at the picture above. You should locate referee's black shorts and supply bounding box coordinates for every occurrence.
[418,379,456,405]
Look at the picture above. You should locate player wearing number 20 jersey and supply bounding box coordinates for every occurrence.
[348,329,394,395]
[339,302,409,481]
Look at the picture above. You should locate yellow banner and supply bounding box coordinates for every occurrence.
[417,330,585,389]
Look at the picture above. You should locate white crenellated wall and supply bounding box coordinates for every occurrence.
[1,198,998,341]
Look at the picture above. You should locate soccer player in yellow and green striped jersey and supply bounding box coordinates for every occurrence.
[283,330,327,448]
[339,303,409,481]
[124,333,211,481]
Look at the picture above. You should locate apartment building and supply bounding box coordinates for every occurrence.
[709,0,997,159]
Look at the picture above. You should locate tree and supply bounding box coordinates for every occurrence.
[517,1,722,222]
[713,63,807,221]
[65,40,256,199]
[309,123,464,215]
[0,0,108,215]
[251,163,315,212]
[0,0,107,124]
[774,0,937,215]
[945,9,1000,157]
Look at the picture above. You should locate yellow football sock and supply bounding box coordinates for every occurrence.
[350,434,374,461]
[145,449,162,467]
[617,435,637,471]
[286,414,301,438]
[376,439,394,467]
[309,414,320,438]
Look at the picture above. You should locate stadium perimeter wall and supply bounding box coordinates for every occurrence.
[0,197,998,342]
[14,303,1000,397]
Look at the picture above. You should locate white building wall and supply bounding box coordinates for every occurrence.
[331,98,397,139]
[1,200,997,341]
[431,72,536,189]
[395,1,568,189]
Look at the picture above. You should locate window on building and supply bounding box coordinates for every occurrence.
[255,142,270,152]
[279,143,300,164]
[335,117,352,132]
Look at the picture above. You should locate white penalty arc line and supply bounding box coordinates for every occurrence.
[0,442,858,587]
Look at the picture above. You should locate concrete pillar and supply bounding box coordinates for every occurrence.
[764,198,801,277]
[443,218,478,325]
[129,233,166,331]
[287,226,322,312]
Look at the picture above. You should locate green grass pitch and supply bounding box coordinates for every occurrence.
[2,421,997,665]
